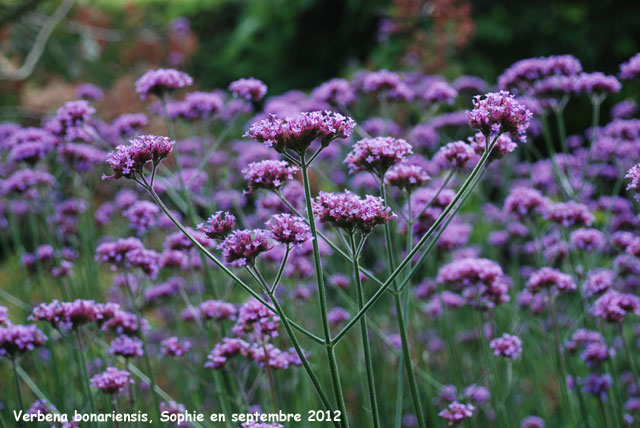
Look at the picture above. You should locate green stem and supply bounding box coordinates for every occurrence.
[548,296,576,427]
[301,161,349,428]
[75,330,97,420]
[12,361,25,418]
[348,233,381,428]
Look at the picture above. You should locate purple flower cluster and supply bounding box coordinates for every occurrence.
[344,137,413,175]
[384,164,430,193]
[217,229,272,267]
[135,68,193,99]
[467,91,532,142]
[591,290,640,323]
[311,78,355,107]
[268,214,311,246]
[245,111,355,156]
[198,211,236,240]
[0,324,47,358]
[103,135,174,180]
[108,335,144,358]
[161,336,192,357]
[313,190,395,234]
[229,78,268,102]
[498,55,582,93]
[490,333,523,358]
[242,160,299,194]
[436,258,510,309]
[438,402,475,426]
[620,52,640,80]
[90,367,134,394]
[526,267,577,294]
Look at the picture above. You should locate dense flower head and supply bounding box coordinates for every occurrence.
[218,229,272,267]
[90,367,133,394]
[268,214,311,246]
[233,299,280,339]
[626,163,640,198]
[408,124,439,149]
[103,135,174,180]
[453,75,488,93]
[468,132,517,159]
[582,373,612,399]
[161,336,192,357]
[95,237,145,267]
[198,211,236,240]
[521,416,546,428]
[57,142,106,171]
[135,68,193,99]
[569,228,605,252]
[573,72,621,96]
[145,277,183,302]
[583,269,615,298]
[76,83,104,100]
[438,401,475,426]
[313,190,395,234]
[109,335,143,358]
[542,201,594,227]
[592,290,640,323]
[0,324,47,357]
[434,141,476,169]
[526,267,577,294]
[242,160,299,194]
[436,257,510,309]
[8,133,55,164]
[620,52,640,80]
[422,81,458,104]
[54,100,95,130]
[205,337,248,369]
[328,307,350,324]
[125,247,161,278]
[468,91,532,142]
[532,75,574,108]
[361,69,403,92]
[0,169,56,197]
[344,137,413,175]
[498,55,582,93]
[245,110,355,155]
[228,77,268,102]
[178,91,225,120]
[311,78,355,106]
[112,113,149,137]
[504,187,549,218]
[123,200,159,235]
[200,300,237,321]
[490,333,523,358]
[385,164,430,192]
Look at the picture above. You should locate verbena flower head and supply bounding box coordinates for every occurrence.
[611,99,638,119]
[385,164,430,193]
[76,83,104,101]
[592,290,640,323]
[108,335,143,358]
[103,135,174,180]
[569,228,605,252]
[179,91,224,120]
[311,78,355,107]
[0,324,47,358]
[95,237,145,267]
[498,55,582,93]
[218,229,272,267]
[435,141,476,169]
[573,72,621,96]
[620,52,640,80]
[90,367,133,395]
[112,113,149,137]
[490,333,523,358]
[245,111,355,157]
[200,300,237,321]
[436,257,510,309]
[161,336,192,357]
[422,81,458,104]
[313,190,395,234]
[438,401,475,426]
[526,267,577,294]
[625,163,640,199]
[521,416,546,428]
[0,169,56,198]
[242,160,299,194]
[468,91,532,142]
[504,187,549,218]
[205,337,248,369]
[123,200,159,235]
[233,299,280,339]
[344,137,413,176]
[542,201,594,227]
[268,214,311,246]
[583,269,615,298]
[54,100,95,130]
[582,373,612,399]
[228,77,268,102]
[0,306,8,326]
[135,68,193,99]
[198,211,236,240]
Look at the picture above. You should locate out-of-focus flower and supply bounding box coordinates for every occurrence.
[242,160,299,194]
[229,78,268,102]
[620,52,640,80]
[438,401,475,426]
[592,290,640,323]
[526,267,577,294]
[345,137,413,176]
[90,367,133,394]
[135,69,193,99]
[490,333,523,358]
[385,164,430,193]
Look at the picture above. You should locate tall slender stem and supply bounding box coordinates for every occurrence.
[301,160,349,428]
[620,323,640,395]
[379,180,427,428]
[12,361,25,416]
[348,233,381,428]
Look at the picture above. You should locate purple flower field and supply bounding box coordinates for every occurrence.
[3,42,640,428]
